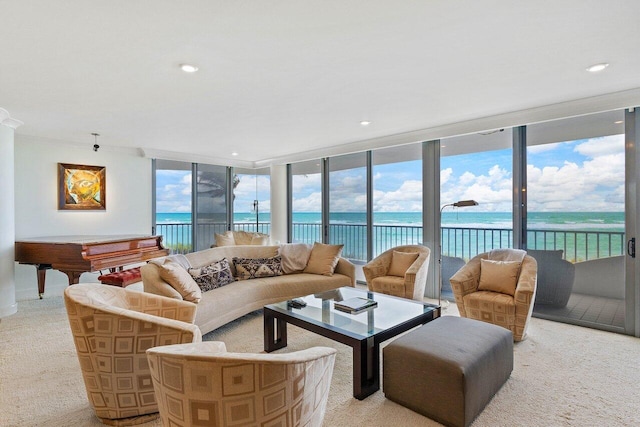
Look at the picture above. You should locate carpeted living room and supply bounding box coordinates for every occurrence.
[2,2,640,427]
[2,276,640,427]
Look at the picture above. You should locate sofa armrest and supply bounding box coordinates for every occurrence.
[335,258,356,286]
[141,263,183,300]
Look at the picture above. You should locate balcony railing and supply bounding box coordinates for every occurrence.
[156,222,272,254]
[156,222,625,262]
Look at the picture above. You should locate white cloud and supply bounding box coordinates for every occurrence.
[292,173,321,193]
[527,143,624,211]
[528,142,562,154]
[574,135,625,158]
[293,191,322,212]
[441,168,453,185]
[373,180,423,212]
[442,164,512,211]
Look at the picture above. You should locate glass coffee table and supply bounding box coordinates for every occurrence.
[264,287,440,400]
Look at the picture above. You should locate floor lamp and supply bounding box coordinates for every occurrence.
[439,200,479,306]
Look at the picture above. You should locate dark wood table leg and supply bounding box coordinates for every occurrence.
[353,336,379,400]
[63,271,83,285]
[264,310,288,352]
[36,265,50,299]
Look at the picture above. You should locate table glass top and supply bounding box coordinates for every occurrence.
[265,287,439,340]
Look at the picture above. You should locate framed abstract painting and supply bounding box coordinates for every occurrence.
[58,163,106,210]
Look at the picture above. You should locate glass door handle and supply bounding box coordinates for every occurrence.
[627,238,635,258]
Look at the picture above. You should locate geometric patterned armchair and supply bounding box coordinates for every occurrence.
[363,245,430,301]
[146,342,337,427]
[64,283,202,426]
[450,249,537,341]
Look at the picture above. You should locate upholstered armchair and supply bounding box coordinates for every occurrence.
[146,342,337,427]
[64,283,202,426]
[450,249,537,341]
[363,245,430,301]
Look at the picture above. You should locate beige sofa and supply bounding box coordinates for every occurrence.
[141,245,355,335]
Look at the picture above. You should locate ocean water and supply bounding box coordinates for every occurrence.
[155,211,625,261]
[156,211,625,232]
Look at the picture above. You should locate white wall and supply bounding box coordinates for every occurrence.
[14,136,153,299]
[0,124,17,316]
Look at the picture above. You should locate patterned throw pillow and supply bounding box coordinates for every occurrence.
[233,256,283,280]
[188,258,235,292]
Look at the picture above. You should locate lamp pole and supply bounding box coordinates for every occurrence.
[253,199,259,231]
[439,200,479,306]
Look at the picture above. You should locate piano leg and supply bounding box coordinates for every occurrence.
[36,265,51,300]
[63,271,83,286]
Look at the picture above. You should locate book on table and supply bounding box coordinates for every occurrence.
[334,297,378,314]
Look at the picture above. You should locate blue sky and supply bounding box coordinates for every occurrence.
[157,134,625,213]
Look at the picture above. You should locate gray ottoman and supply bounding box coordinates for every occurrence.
[383,316,513,427]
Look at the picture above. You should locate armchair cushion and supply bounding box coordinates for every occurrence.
[478,259,521,296]
[303,242,344,276]
[388,250,419,277]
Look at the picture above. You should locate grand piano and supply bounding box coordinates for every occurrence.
[15,235,170,298]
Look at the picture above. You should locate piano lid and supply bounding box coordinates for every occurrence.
[15,235,158,244]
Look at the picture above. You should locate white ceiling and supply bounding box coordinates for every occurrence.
[2,0,640,167]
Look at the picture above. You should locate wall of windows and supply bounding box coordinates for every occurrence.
[153,161,271,253]
[154,108,639,336]
[284,108,638,336]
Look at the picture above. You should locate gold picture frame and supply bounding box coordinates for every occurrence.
[58,163,106,210]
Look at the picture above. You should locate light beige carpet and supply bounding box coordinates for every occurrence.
[1,296,639,427]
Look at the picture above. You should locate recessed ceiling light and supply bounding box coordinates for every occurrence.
[586,63,609,73]
[231,152,239,156]
[180,64,199,73]
[360,120,371,126]
[614,120,623,124]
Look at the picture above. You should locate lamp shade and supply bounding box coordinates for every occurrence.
[452,200,478,207]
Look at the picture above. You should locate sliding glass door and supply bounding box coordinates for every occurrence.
[527,110,628,333]
[372,144,423,257]
[290,160,322,244]
[233,167,271,234]
[194,164,228,251]
[328,153,368,278]
[154,160,193,253]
